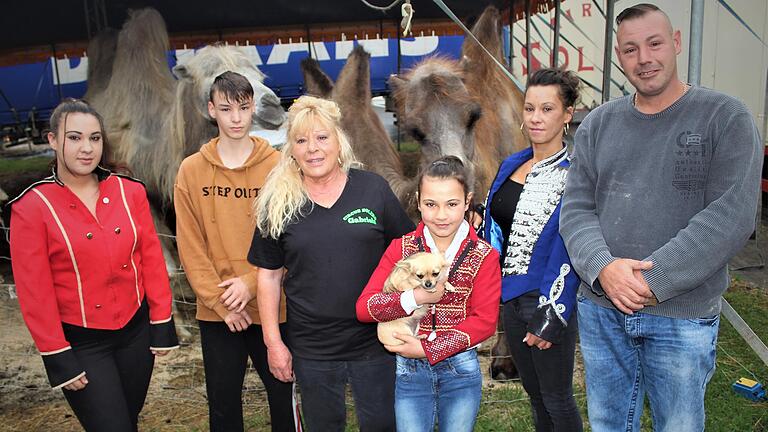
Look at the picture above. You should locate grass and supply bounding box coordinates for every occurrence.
[0,155,51,175]
[706,282,768,431]
[394,139,421,153]
[352,280,768,432]
[235,280,765,432]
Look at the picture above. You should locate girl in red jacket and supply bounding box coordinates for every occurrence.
[356,156,501,432]
[9,99,178,431]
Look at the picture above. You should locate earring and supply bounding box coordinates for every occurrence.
[520,123,525,131]
[291,157,301,173]
[563,123,570,135]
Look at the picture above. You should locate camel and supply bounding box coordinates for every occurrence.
[301,45,414,209]
[388,6,527,204]
[389,6,527,381]
[82,28,117,102]
[87,8,286,207]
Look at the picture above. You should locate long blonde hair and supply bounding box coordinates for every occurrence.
[255,96,361,239]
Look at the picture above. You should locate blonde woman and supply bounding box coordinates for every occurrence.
[249,96,413,432]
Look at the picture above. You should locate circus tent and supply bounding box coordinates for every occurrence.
[0,0,563,65]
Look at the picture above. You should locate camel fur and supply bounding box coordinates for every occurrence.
[389,6,528,202]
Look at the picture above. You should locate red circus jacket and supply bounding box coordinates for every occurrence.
[8,167,178,388]
[356,223,501,365]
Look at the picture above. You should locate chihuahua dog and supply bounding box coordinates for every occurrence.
[377,252,453,346]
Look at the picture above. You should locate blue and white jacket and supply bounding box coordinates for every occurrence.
[482,146,579,342]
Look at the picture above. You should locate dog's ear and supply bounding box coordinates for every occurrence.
[394,260,413,273]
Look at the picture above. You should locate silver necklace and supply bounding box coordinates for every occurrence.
[633,81,690,107]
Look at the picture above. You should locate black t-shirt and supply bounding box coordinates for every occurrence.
[490,177,524,262]
[248,169,414,360]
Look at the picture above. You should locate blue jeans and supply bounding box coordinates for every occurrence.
[395,349,482,432]
[577,296,718,432]
[292,353,395,432]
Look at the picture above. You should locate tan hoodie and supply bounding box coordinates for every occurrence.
[174,136,286,322]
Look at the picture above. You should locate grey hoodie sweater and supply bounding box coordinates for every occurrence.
[560,86,762,318]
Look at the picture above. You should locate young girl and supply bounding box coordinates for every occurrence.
[9,99,179,431]
[356,156,501,432]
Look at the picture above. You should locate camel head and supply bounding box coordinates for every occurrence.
[172,45,286,132]
[389,5,525,201]
[390,58,482,192]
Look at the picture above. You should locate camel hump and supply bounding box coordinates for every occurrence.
[333,45,372,106]
[300,57,334,98]
[462,6,503,64]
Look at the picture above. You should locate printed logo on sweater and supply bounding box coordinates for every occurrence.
[202,186,260,199]
[672,131,708,199]
[342,208,378,225]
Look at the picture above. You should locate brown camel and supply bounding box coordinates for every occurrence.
[389,6,527,203]
[301,45,414,208]
[87,8,286,206]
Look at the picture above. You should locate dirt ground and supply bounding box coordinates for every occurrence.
[0,257,524,432]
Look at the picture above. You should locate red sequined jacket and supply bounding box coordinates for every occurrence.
[356,223,501,365]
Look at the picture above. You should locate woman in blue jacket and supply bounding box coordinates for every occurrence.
[482,68,582,431]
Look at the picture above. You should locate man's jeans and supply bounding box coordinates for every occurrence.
[578,296,718,432]
[394,349,482,432]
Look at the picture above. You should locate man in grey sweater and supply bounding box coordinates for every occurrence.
[560,3,762,432]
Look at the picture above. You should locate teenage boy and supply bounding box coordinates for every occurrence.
[175,71,297,432]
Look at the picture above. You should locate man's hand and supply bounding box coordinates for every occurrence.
[224,310,253,332]
[266,341,294,382]
[63,375,88,391]
[384,333,427,359]
[219,277,252,312]
[598,259,655,314]
[634,269,659,306]
[523,332,552,350]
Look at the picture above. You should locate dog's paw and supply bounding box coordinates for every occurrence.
[444,282,457,292]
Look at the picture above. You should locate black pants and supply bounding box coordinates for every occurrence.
[503,291,583,432]
[198,320,297,432]
[292,352,396,432]
[62,302,155,432]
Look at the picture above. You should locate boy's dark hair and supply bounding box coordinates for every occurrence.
[526,67,581,108]
[418,155,472,199]
[209,71,254,104]
[616,3,661,26]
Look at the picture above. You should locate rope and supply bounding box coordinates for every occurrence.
[431,0,525,91]
[719,342,760,382]
[401,0,414,37]
[359,0,402,12]
[717,0,768,48]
